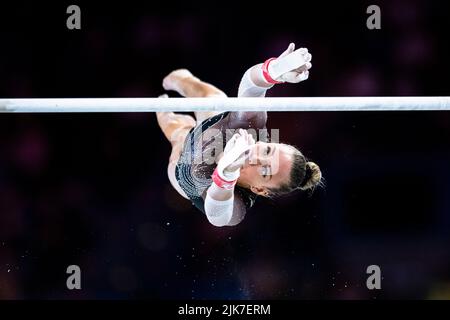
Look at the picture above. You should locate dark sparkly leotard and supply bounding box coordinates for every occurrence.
[175,111,267,215]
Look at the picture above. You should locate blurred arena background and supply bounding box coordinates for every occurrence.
[0,0,450,299]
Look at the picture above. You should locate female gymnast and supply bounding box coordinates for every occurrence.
[157,43,322,227]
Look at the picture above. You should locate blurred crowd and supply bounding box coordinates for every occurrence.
[0,0,449,299]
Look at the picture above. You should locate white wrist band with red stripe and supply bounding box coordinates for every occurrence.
[212,168,237,190]
[262,58,283,84]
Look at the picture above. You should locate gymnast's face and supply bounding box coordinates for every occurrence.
[239,142,293,197]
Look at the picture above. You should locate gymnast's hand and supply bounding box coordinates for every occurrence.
[217,129,255,181]
[269,43,312,83]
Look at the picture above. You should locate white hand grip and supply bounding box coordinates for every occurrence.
[268,49,307,80]
[217,144,252,181]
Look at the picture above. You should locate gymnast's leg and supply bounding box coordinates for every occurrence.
[156,95,195,199]
[162,68,227,123]
[157,69,228,200]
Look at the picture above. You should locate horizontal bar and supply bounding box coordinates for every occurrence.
[0,97,450,113]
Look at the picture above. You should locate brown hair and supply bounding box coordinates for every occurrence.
[268,145,322,197]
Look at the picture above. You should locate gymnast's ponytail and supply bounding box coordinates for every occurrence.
[299,161,322,191]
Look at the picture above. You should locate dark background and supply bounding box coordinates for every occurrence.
[0,0,449,299]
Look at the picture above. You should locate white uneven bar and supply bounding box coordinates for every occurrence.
[0,97,450,112]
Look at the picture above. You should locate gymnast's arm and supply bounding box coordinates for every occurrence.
[231,53,273,127]
[226,61,272,130]
[237,42,311,98]
[204,182,246,227]
[203,130,253,227]
[237,62,274,98]
[232,42,312,128]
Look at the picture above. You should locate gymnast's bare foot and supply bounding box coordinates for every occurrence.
[162,69,200,96]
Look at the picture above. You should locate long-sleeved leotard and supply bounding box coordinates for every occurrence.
[174,67,271,225]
